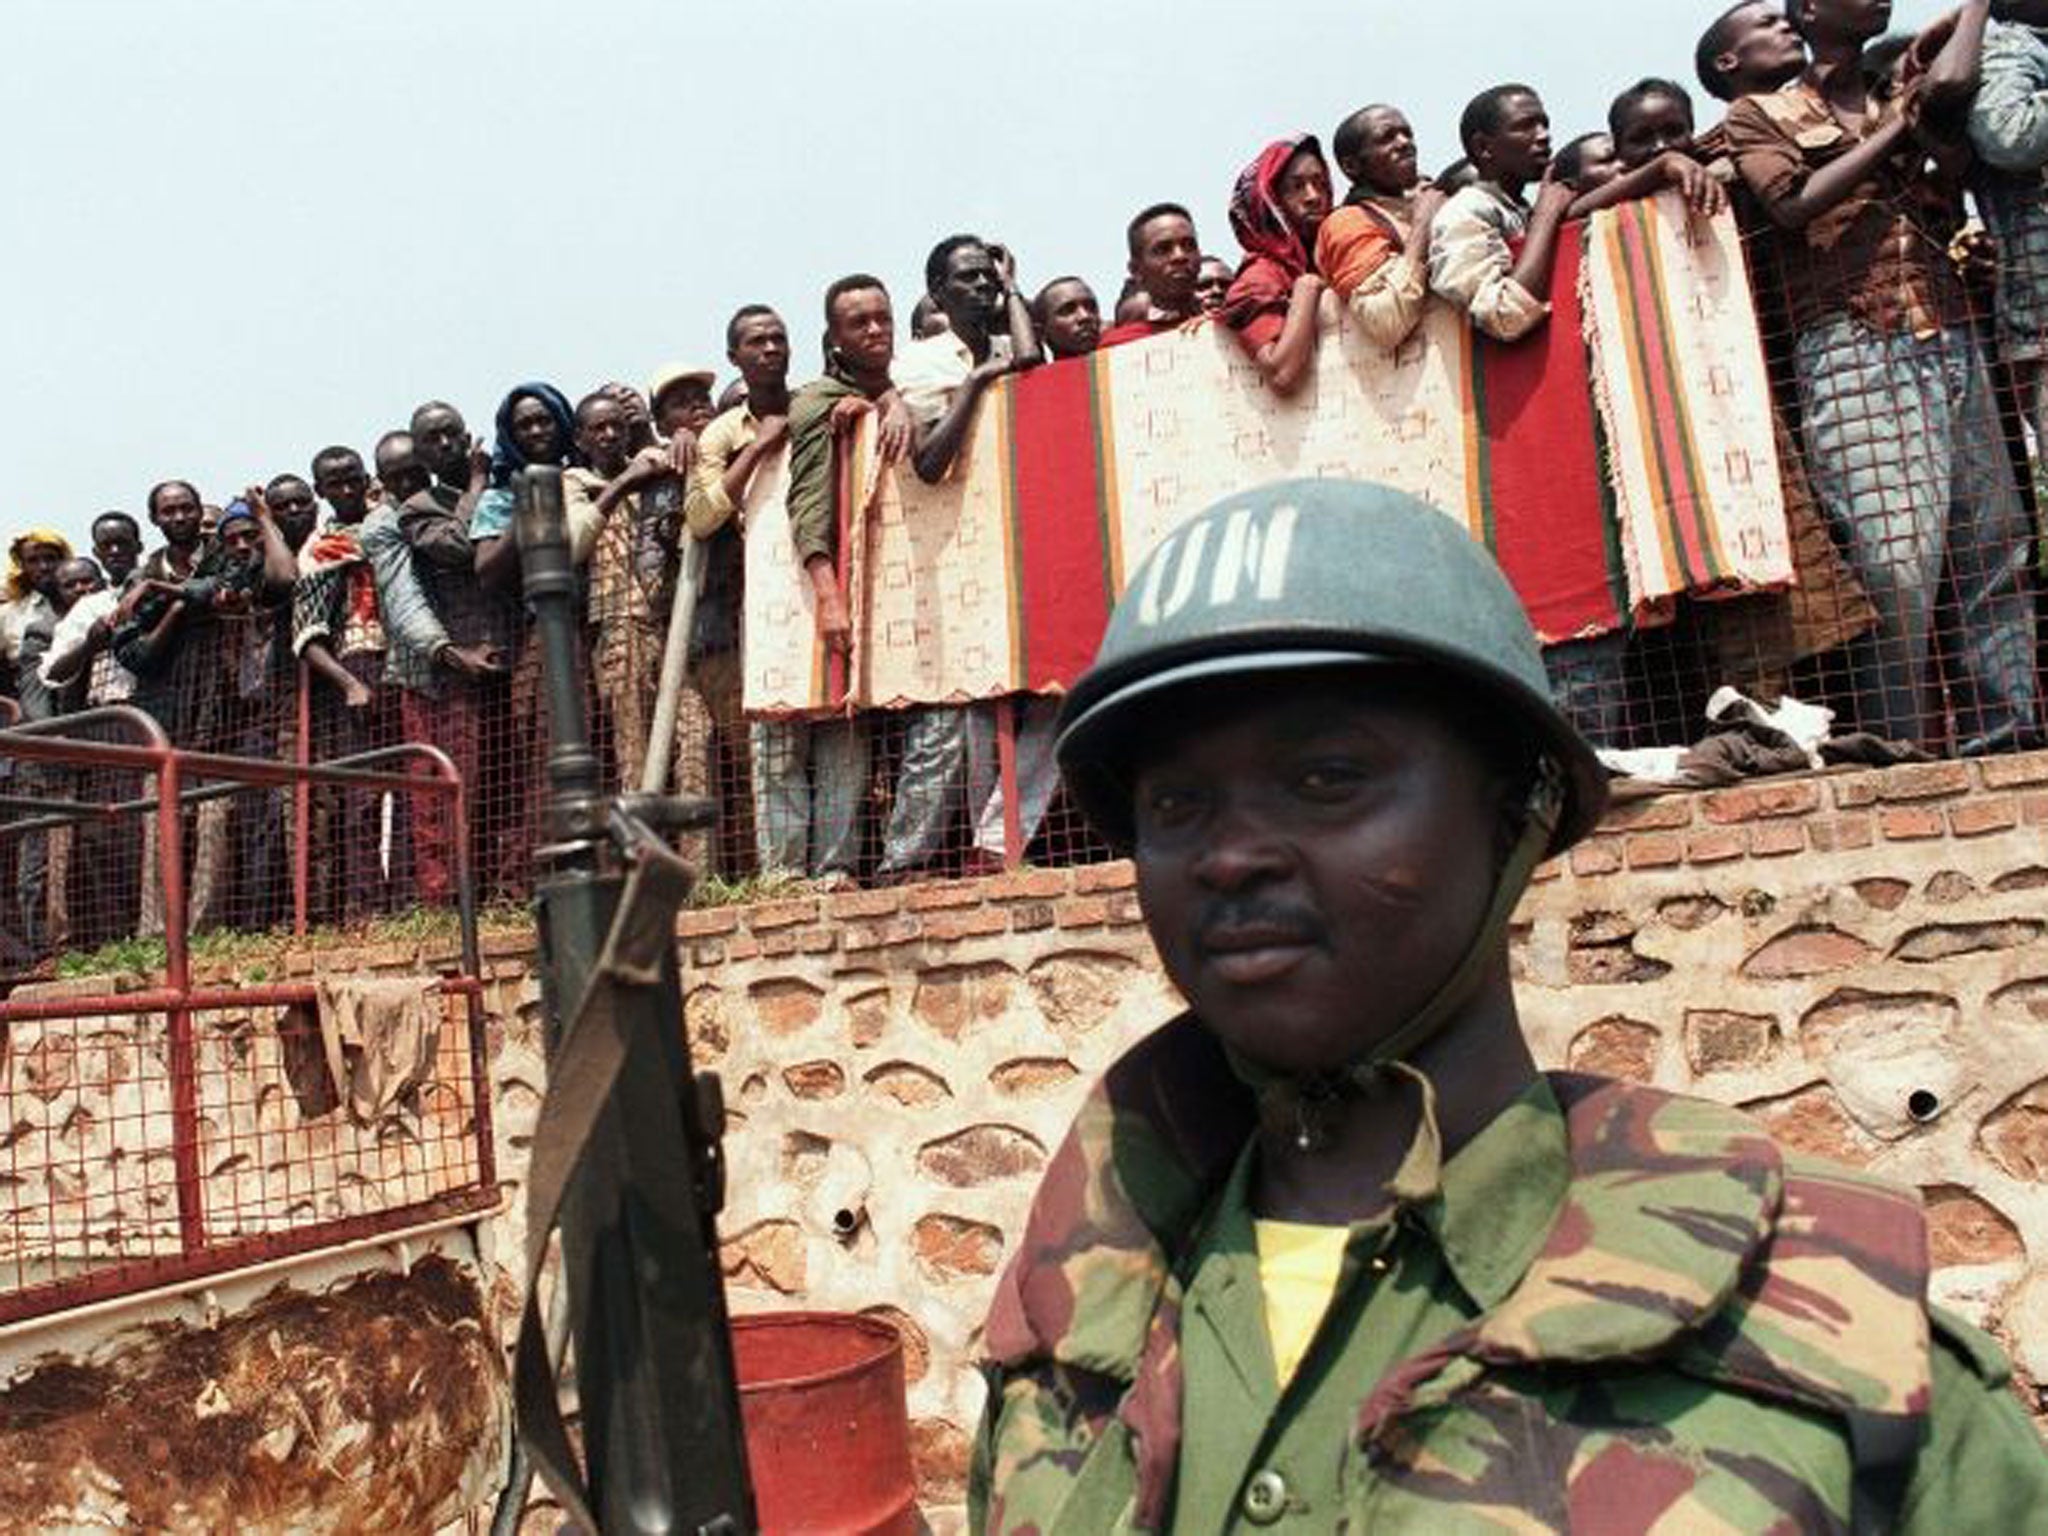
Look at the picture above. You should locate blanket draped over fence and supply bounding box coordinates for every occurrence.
[744,194,1794,717]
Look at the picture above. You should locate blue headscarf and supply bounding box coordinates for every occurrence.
[488,382,578,489]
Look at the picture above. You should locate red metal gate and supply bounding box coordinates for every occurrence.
[0,706,498,1325]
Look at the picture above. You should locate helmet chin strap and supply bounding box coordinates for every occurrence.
[1228,761,1565,1154]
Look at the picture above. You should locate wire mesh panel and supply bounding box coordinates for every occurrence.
[3,183,2043,913]
[0,986,489,1324]
[0,722,494,1326]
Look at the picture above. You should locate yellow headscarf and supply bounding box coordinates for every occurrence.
[7,528,74,601]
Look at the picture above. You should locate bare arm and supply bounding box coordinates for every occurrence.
[1002,287,1043,372]
[474,535,520,594]
[721,423,786,510]
[1915,0,1992,121]
[42,605,108,687]
[1751,114,1914,229]
[256,515,297,594]
[302,639,370,706]
[1568,152,1726,218]
[806,553,851,655]
[1508,180,1577,298]
[1250,274,1329,397]
[125,597,190,671]
[911,358,1009,484]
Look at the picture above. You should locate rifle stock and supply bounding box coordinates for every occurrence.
[508,465,755,1535]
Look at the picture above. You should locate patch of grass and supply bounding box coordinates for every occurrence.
[50,899,542,981]
[688,871,813,909]
[56,935,167,979]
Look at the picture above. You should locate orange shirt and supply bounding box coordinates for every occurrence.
[1315,201,1406,301]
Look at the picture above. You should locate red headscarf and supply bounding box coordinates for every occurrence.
[1220,134,1329,337]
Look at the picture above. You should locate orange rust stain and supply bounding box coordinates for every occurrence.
[0,1255,505,1533]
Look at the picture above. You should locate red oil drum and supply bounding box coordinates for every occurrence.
[733,1312,919,1535]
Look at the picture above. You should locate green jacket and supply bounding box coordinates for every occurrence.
[970,1016,2048,1534]
[785,371,865,568]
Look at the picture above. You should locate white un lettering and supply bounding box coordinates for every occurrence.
[1137,503,1299,628]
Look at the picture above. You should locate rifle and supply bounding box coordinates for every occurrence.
[504,464,756,1534]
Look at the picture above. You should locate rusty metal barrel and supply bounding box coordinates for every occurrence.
[734,1312,918,1535]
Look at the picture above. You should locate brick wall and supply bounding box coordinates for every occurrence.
[11,750,2044,1527]
[633,751,2048,1510]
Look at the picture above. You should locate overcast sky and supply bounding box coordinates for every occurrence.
[3,0,1948,554]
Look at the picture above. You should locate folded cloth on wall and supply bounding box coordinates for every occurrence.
[1598,687,1931,788]
[1463,220,1629,643]
[1580,194,1797,621]
[745,225,1801,715]
[308,974,443,1126]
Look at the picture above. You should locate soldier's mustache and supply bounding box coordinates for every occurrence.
[1195,898,1328,949]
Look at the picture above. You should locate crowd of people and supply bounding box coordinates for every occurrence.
[3,0,2046,954]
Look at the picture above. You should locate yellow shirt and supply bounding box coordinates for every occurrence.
[1251,1219,1350,1386]
[683,404,762,539]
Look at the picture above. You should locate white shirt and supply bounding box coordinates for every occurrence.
[892,329,977,430]
[0,592,53,667]
[42,587,134,704]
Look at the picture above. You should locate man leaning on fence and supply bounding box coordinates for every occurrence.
[686,306,802,875]
[761,274,913,888]
[900,233,1047,876]
[364,413,506,907]
[1727,0,2042,753]
[1969,0,2048,456]
[294,445,405,920]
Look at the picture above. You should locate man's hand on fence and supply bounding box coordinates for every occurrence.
[439,641,507,678]
[1659,152,1727,218]
[875,392,912,465]
[814,585,853,656]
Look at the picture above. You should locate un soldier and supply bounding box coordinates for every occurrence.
[969,480,2048,1533]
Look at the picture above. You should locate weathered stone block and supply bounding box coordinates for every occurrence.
[1980,1083,2048,1184]
[721,1219,806,1294]
[1605,794,1696,830]
[782,1061,847,1100]
[1922,1185,2025,1267]
[1567,1017,1661,1081]
[1625,832,1684,869]
[1743,1083,1882,1165]
[1027,952,1140,1038]
[990,1058,1081,1097]
[864,1061,953,1109]
[1659,894,1729,931]
[909,1418,972,1503]
[912,962,1018,1042]
[917,1125,1047,1187]
[1878,806,1945,841]
[1703,781,1820,824]
[748,899,821,932]
[1990,978,2048,1024]
[1949,798,2021,839]
[1684,827,1747,864]
[1851,878,1911,912]
[862,1304,932,1385]
[1923,871,1979,905]
[1740,925,1877,979]
[1878,762,1974,802]
[1892,921,2044,964]
[912,1215,1003,1281]
[749,977,825,1035]
[1684,1011,1781,1076]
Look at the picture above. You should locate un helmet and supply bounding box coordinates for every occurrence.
[1055,477,1608,854]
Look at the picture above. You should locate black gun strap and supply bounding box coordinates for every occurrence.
[512,958,635,1534]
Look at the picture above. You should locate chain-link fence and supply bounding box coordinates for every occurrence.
[0,708,494,1325]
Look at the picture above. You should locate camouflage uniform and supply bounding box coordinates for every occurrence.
[970,1015,2048,1534]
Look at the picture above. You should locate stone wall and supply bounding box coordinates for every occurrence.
[9,750,2044,1528]
[643,751,2048,1509]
